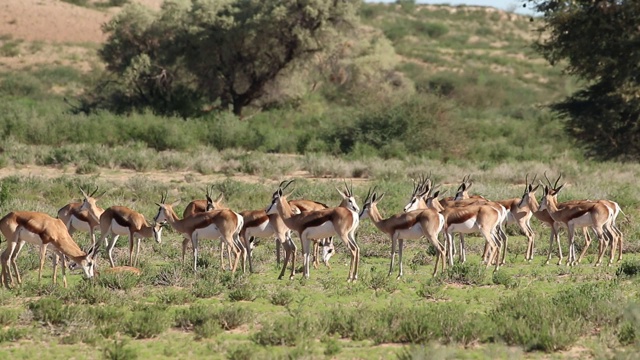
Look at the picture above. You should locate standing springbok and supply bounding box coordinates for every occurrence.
[266,180,360,281]
[153,193,245,273]
[403,178,503,269]
[538,174,615,267]
[0,211,95,288]
[96,206,163,267]
[57,187,105,248]
[359,187,445,277]
[180,188,227,266]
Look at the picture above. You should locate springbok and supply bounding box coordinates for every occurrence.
[97,206,163,267]
[266,180,360,281]
[359,187,445,277]
[57,187,105,248]
[153,193,245,273]
[0,211,95,288]
[538,174,615,267]
[403,177,503,269]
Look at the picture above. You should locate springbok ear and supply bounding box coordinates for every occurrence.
[466,181,473,190]
[532,184,540,193]
[155,203,163,207]
[170,199,182,207]
[376,192,385,203]
[555,183,565,194]
[432,190,440,198]
[283,190,295,199]
[335,187,347,199]
[215,193,224,202]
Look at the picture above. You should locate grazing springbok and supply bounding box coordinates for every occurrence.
[96,206,163,267]
[0,211,95,288]
[153,193,245,273]
[538,174,615,267]
[266,180,360,281]
[359,187,445,277]
[57,187,105,248]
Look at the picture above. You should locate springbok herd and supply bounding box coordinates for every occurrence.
[0,173,624,288]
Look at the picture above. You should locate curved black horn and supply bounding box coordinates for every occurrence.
[554,173,562,189]
[543,171,553,187]
[90,186,99,197]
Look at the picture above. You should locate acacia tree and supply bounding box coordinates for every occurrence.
[95,0,358,117]
[527,0,640,160]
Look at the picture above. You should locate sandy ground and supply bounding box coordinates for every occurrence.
[0,0,163,43]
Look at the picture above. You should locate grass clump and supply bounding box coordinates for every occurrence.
[125,306,171,339]
[28,297,82,326]
[617,259,640,277]
[444,261,486,285]
[103,338,138,360]
[97,272,141,290]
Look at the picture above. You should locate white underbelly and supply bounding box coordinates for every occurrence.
[448,218,478,234]
[246,221,274,238]
[192,224,222,240]
[18,228,44,246]
[111,221,133,236]
[70,217,92,232]
[302,221,335,240]
[569,213,593,227]
[395,223,424,240]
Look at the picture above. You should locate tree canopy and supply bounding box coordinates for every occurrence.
[93,0,360,117]
[527,0,640,160]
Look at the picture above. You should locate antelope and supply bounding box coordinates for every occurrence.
[96,206,163,268]
[403,177,503,269]
[57,187,105,248]
[538,174,615,267]
[359,187,446,277]
[181,188,229,267]
[153,193,245,273]
[0,211,95,288]
[266,180,360,281]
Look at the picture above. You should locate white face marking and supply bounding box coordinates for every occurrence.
[404,197,418,212]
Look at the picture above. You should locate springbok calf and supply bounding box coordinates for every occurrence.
[57,187,105,248]
[538,174,615,267]
[153,193,245,273]
[266,180,360,281]
[359,187,445,277]
[96,206,163,267]
[0,211,95,288]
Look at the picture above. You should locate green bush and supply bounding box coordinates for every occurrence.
[0,308,20,326]
[28,298,82,326]
[270,288,295,307]
[125,306,171,339]
[617,259,640,277]
[0,328,27,344]
[217,305,253,330]
[103,339,138,360]
[97,272,141,291]
[444,262,486,285]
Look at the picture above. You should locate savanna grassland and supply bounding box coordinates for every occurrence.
[1,1,640,359]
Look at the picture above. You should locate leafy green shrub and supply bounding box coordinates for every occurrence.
[28,298,82,326]
[618,322,636,346]
[270,288,295,306]
[228,278,261,302]
[217,305,253,330]
[103,339,138,360]
[322,336,342,356]
[227,345,257,360]
[444,262,486,285]
[157,288,195,305]
[252,314,320,346]
[97,272,141,290]
[364,266,398,294]
[492,270,519,289]
[617,259,640,277]
[194,319,222,340]
[125,306,171,339]
[416,278,446,300]
[0,328,27,344]
[0,308,20,326]
[491,292,583,352]
[174,304,217,331]
[75,281,112,304]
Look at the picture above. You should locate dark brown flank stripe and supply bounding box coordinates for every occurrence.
[564,208,591,219]
[445,209,477,224]
[300,211,336,228]
[243,214,269,228]
[17,214,44,235]
[387,213,419,231]
[111,210,131,228]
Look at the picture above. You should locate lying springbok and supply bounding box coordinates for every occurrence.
[538,174,616,267]
[96,206,163,267]
[360,187,445,277]
[266,180,360,281]
[0,211,95,288]
[57,187,105,248]
[153,193,245,273]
